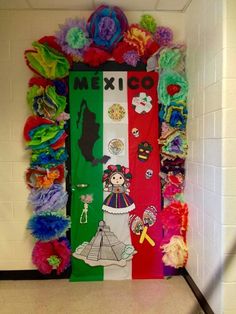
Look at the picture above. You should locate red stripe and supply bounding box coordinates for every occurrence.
[128,71,163,279]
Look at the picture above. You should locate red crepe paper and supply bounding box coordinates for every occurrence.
[83,47,111,67]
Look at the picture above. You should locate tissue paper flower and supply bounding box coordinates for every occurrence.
[30,147,68,168]
[140,14,157,34]
[25,36,71,79]
[87,5,128,51]
[32,237,71,275]
[154,26,173,46]
[161,235,188,268]
[29,184,68,213]
[56,18,91,61]
[158,70,188,106]
[27,211,70,241]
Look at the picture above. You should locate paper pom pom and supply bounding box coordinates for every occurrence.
[32,237,71,275]
[123,50,140,67]
[29,184,68,213]
[87,5,128,51]
[25,37,71,79]
[158,71,188,106]
[27,211,70,241]
[83,47,110,67]
[158,48,182,70]
[154,26,173,47]
[140,14,157,34]
[26,165,65,189]
[161,235,188,268]
[56,18,91,61]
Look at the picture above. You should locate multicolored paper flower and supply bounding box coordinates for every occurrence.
[23,116,67,150]
[158,70,188,106]
[87,5,128,51]
[25,36,71,79]
[161,235,188,268]
[26,165,65,189]
[159,101,188,130]
[32,237,71,274]
[27,211,70,241]
[154,26,173,47]
[27,85,67,120]
[159,128,188,160]
[56,18,91,61]
[29,184,68,213]
[124,24,158,59]
[30,147,68,168]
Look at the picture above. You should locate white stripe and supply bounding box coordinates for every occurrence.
[103,71,132,280]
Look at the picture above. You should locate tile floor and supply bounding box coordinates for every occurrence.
[0,277,203,314]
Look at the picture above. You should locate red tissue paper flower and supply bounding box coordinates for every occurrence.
[83,47,111,67]
[32,237,71,275]
[159,201,188,234]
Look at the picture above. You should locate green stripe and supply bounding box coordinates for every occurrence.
[69,71,104,281]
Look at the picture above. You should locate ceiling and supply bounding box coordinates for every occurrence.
[0,0,192,12]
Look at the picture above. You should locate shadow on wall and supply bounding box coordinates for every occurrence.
[189,240,236,314]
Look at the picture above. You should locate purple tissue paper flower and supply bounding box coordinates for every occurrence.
[154,26,173,47]
[29,184,68,212]
[123,50,140,67]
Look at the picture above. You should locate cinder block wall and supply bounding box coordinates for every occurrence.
[0,10,185,270]
[185,0,236,313]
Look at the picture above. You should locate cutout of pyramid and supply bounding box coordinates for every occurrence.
[73,221,136,267]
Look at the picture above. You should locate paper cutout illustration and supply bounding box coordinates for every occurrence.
[73,221,136,267]
[80,194,93,224]
[129,206,157,247]
[137,141,153,162]
[108,139,124,155]
[108,103,126,121]
[77,99,109,164]
[102,165,135,214]
[132,92,152,114]
[131,128,140,138]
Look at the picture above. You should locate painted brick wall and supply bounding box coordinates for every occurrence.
[222,1,236,313]
[0,10,185,270]
[186,1,236,312]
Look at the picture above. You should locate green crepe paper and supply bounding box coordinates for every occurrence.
[27,123,64,149]
[158,48,182,70]
[27,85,44,106]
[47,255,61,268]
[27,85,67,119]
[46,86,67,117]
[25,41,70,79]
[158,70,188,106]
[140,14,157,34]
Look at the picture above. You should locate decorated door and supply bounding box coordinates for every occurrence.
[69,70,163,281]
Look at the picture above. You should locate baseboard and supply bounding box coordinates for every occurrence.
[0,267,71,280]
[181,268,214,314]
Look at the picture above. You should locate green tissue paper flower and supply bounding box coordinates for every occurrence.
[140,14,157,34]
[158,70,188,106]
[158,48,182,70]
[65,27,89,49]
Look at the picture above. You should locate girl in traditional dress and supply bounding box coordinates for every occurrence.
[102,165,135,214]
